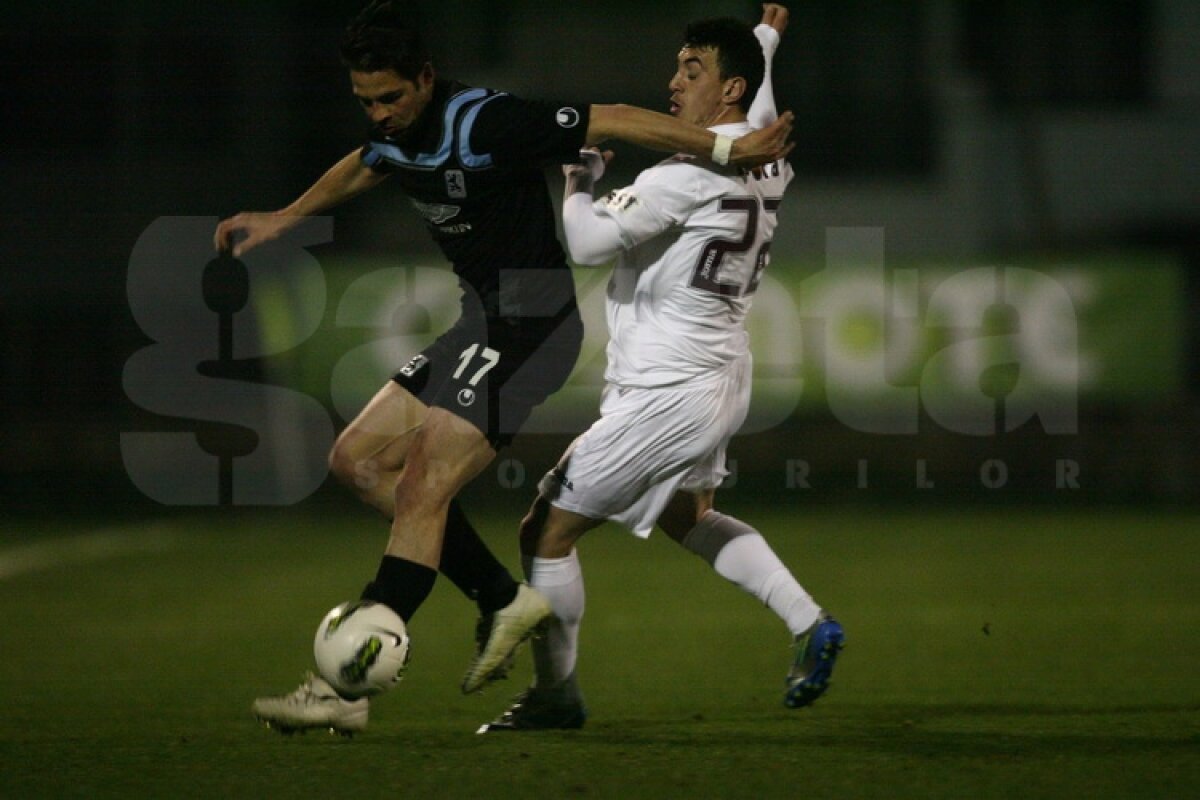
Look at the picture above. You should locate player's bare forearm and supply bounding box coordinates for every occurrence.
[214,150,387,256]
[283,150,386,217]
[586,104,793,167]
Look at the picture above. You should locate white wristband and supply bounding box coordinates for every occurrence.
[711,134,734,166]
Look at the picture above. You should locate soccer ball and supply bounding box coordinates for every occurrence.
[313,601,411,699]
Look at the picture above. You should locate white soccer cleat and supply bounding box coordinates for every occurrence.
[461,583,552,694]
[252,672,370,736]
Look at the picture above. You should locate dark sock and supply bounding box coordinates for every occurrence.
[439,500,519,615]
[360,555,437,623]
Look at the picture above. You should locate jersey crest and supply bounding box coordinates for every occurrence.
[445,169,467,198]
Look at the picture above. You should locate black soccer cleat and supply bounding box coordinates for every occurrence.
[476,688,588,733]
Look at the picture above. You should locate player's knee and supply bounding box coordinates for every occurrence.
[327,434,357,488]
[328,434,389,501]
[660,493,711,542]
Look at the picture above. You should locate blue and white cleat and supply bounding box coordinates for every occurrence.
[784,614,844,709]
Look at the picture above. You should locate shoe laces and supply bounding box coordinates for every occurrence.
[284,672,325,702]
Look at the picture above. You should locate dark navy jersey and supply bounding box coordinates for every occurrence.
[361,79,591,323]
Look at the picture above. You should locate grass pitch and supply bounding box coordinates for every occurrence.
[1,504,1197,798]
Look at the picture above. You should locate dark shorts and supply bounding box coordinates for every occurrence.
[392,303,583,448]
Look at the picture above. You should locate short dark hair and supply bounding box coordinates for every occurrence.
[340,1,431,79]
[683,17,764,113]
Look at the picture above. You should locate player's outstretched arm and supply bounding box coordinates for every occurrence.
[213,149,387,257]
[586,104,793,168]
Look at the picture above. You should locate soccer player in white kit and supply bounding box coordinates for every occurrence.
[478,5,844,732]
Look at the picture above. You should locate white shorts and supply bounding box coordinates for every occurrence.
[539,355,752,537]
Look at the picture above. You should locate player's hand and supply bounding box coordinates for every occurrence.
[563,148,614,182]
[761,4,789,35]
[212,212,295,257]
[729,111,795,167]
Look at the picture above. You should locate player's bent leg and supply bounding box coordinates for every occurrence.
[335,384,522,617]
[358,408,500,626]
[463,498,581,694]
[252,673,369,737]
[362,406,538,692]
[663,492,821,638]
[479,504,594,729]
[329,382,428,517]
[473,501,596,715]
[385,406,498,567]
[524,511,592,696]
[661,490,843,708]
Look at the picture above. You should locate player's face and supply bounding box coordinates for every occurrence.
[351,66,435,140]
[668,46,730,128]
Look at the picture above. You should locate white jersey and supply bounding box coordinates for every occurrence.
[593,122,794,387]
[544,23,792,536]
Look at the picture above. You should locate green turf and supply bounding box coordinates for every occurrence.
[1,506,1198,798]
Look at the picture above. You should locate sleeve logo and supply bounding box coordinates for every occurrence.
[604,188,639,212]
[556,107,581,128]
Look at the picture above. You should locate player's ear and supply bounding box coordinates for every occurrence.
[418,61,435,89]
[722,77,747,106]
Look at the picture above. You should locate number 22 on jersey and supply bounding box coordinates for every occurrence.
[690,195,782,298]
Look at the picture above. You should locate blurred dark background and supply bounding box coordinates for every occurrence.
[2,0,1198,513]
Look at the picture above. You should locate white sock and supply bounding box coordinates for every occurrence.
[526,551,585,692]
[682,512,821,638]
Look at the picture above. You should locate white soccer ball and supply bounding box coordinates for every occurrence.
[313,601,411,699]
